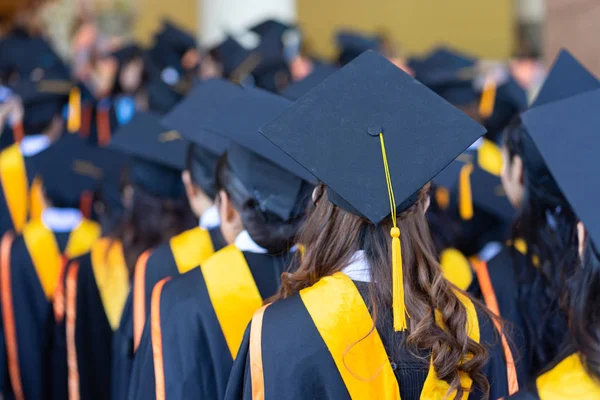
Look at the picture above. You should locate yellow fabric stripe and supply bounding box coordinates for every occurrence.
[91,239,130,330]
[28,177,45,221]
[201,245,262,358]
[300,272,401,399]
[0,144,28,233]
[537,353,600,399]
[477,138,503,177]
[22,220,62,299]
[67,87,81,133]
[170,227,214,274]
[65,220,101,259]
[440,248,473,291]
[424,290,479,399]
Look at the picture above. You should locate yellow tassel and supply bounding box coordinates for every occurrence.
[477,138,503,177]
[67,87,81,133]
[479,76,497,119]
[391,227,407,331]
[435,187,450,210]
[459,163,474,220]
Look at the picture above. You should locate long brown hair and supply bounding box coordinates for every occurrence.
[275,184,490,399]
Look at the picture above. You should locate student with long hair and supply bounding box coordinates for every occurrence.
[226,51,511,400]
[508,81,600,399]
[468,50,599,387]
[51,112,194,400]
[127,87,314,400]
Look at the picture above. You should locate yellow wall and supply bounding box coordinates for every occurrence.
[132,0,198,44]
[298,0,515,60]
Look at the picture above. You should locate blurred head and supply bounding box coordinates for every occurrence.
[276,183,490,398]
[181,143,218,218]
[118,57,144,94]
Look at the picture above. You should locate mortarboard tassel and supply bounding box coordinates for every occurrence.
[478,76,497,119]
[378,132,407,331]
[459,163,474,220]
[67,87,81,133]
[477,138,503,177]
[12,121,24,143]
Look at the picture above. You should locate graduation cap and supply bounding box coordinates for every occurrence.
[281,64,338,101]
[259,50,485,330]
[146,78,185,114]
[335,30,382,66]
[250,19,295,38]
[200,87,315,220]
[155,20,197,55]
[163,79,241,197]
[521,88,600,247]
[110,111,187,198]
[31,135,124,209]
[530,49,600,108]
[111,44,143,65]
[213,36,261,80]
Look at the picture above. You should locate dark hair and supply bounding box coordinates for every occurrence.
[109,184,195,273]
[215,154,308,254]
[566,235,600,380]
[111,54,147,96]
[503,116,577,375]
[276,184,491,399]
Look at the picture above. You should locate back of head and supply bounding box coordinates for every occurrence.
[215,153,309,254]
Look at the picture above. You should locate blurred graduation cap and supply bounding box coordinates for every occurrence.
[200,87,316,220]
[110,111,188,198]
[146,78,185,114]
[335,30,382,66]
[155,20,197,56]
[250,19,295,38]
[259,50,485,330]
[163,79,241,198]
[281,63,338,101]
[111,43,143,65]
[530,49,600,108]
[0,34,68,78]
[250,18,302,62]
[31,134,124,209]
[213,36,261,82]
[522,88,600,247]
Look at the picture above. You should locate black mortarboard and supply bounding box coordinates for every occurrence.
[146,78,184,114]
[31,135,123,208]
[335,31,381,66]
[156,20,197,56]
[201,87,315,220]
[214,36,261,79]
[110,111,187,198]
[521,88,600,246]
[250,19,295,38]
[260,50,484,223]
[163,79,241,196]
[530,49,600,108]
[111,44,143,65]
[259,50,485,331]
[281,64,338,101]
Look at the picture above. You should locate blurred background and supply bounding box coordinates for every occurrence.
[1,0,597,74]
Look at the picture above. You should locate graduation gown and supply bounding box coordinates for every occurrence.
[468,240,569,388]
[127,244,293,400]
[225,272,511,400]
[0,218,100,400]
[112,226,226,400]
[50,238,130,400]
[508,353,600,399]
[0,143,44,236]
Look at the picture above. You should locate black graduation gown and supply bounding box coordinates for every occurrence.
[111,227,226,400]
[0,219,100,400]
[468,243,569,387]
[0,145,39,237]
[127,247,292,400]
[50,238,130,400]
[225,277,510,400]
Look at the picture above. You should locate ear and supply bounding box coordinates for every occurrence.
[513,155,525,185]
[577,221,587,259]
[217,189,237,224]
[181,170,197,199]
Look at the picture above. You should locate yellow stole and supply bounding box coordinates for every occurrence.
[254,272,479,399]
[22,219,100,299]
[201,245,262,358]
[91,239,130,330]
[170,227,215,274]
[0,144,45,233]
[440,248,473,290]
[536,353,600,399]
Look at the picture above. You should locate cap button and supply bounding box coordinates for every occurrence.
[390,227,400,238]
[367,126,381,137]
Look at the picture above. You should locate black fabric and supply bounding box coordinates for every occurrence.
[111,290,134,400]
[127,250,289,400]
[226,279,509,400]
[188,145,220,199]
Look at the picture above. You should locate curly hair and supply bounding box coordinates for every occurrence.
[273,183,490,399]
